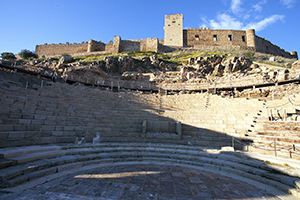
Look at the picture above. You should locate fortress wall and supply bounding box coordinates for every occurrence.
[255,36,297,59]
[88,40,106,52]
[105,41,115,53]
[35,42,89,56]
[119,38,158,53]
[120,39,142,52]
[145,38,159,52]
[184,29,248,48]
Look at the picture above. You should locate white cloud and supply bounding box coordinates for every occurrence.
[244,14,285,31]
[253,4,263,11]
[253,0,267,12]
[200,0,285,32]
[231,0,244,14]
[280,0,296,8]
[207,13,284,32]
[209,14,243,30]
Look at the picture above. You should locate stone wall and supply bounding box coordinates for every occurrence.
[255,35,297,59]
[164,14,298,59]
[35,36,158,57]
[119,38,158,52]
[87,39,106,52]
[184,28,248,48]
[35,42,89,56]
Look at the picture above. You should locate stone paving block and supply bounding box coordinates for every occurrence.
[28,167,57,181]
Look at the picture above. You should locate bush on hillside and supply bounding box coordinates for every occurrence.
[1,52,16,60]
[242,51,255,60]
[19,49,38,59]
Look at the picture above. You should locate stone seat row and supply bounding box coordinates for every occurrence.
[0,143,299,198]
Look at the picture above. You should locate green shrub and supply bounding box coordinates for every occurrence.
[1,52,16,60]
[61,53,71,57]
[19,49,38,59]
[242,51,255,60]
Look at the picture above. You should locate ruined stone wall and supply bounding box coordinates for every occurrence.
[184,28,248,48]
[105,41,115,53]
[255,35,298,59]
[35,42,89,56]
[119,38,158,52]
[87,39,106,52]
[145,38,159,52]
[120,40,142,52]
[112,36,121,54]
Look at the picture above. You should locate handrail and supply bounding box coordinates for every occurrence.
[232,137,300,159]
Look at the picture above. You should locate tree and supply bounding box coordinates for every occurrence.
[1,52,16,60]
[19,49,38,59]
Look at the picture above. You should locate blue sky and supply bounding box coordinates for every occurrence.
[0,0,299,57]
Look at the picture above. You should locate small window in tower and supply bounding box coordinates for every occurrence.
[213,35,217,41]
[228,35,232,41]
[168,24,171,26]
[242,36,245,42]
[172,21,176,23]
[195,35,199,41]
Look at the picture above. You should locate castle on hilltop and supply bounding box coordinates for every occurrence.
[35,14,298,59]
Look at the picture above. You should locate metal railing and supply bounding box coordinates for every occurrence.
[232,136,300,159]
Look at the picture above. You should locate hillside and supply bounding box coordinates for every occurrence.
[1,49,299,98]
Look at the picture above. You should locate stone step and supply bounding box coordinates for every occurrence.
[0,144,299,197]
[0,145,61,159]
[0,159,17,169]
[8,150,65,165]
[255,134,300,144]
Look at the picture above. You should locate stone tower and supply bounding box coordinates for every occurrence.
[246,29,256,49]
[164,14,183,47]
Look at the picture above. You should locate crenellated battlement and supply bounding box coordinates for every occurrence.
[35,41,89,56]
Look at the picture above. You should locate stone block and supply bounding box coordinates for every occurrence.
[28,167,57,181]
[31,119,45,125]
[14,125,27,131]
[152,121,161,132]
[56,137,76,143]
[44,120,57,125]
[56,162,83,172]
[64,126,74,131]
[34,115,47,120]
[161,121,169,132]
[0,125,14,131]
[176,122,182,136]
[8,113,22,119]
[8,132,25,139]
[2,119,19,125]
[0,132,8,140]
[55,126,64,131]
[7,174,29,187]
[169,122,176,133]
[18,119,31,125]
[52,131,64,136]
[21,114,35,119]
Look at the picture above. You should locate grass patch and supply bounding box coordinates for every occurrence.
[125,51,157,57]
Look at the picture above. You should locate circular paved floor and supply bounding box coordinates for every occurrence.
[1,164,284,200]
